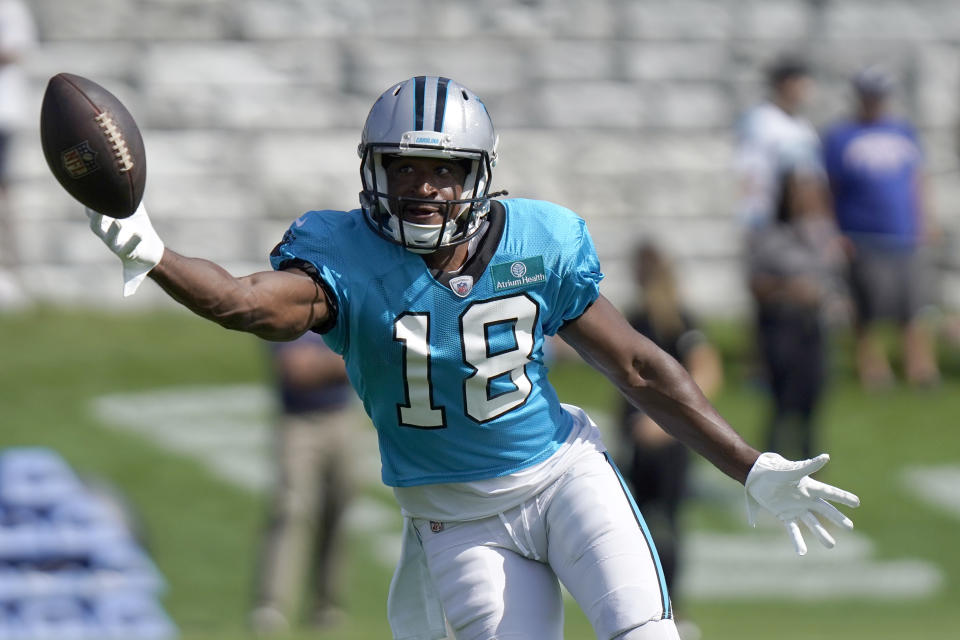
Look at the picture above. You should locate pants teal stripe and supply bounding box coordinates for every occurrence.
[603,451,672,620]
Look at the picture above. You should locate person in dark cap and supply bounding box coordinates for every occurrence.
[852,65,896,97]
[822,65,941,389]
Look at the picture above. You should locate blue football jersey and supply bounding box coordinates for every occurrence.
[270,198,603,486]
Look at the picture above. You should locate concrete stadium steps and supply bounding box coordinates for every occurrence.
[6,0,960,315]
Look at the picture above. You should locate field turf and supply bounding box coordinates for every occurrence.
[1,306,957,639]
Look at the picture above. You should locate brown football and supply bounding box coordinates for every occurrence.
[40,73,146,218]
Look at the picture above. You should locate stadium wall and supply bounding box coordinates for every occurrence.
[9,0,960,316]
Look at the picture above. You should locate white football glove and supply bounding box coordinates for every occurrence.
[86,202,165,297]
[745,452,860,555]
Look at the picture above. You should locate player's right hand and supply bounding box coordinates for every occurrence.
[744,452,860,555]
[86,202,165,297]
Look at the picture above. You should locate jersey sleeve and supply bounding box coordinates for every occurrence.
[543,215,603,335]
[269,211,351,351]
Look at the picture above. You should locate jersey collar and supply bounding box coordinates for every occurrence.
[428,199,506,290]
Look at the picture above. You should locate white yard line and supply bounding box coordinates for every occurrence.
[680,531,942,600]
[901,465,960,520]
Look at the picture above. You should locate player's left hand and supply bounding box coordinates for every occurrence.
[745,452,860,555]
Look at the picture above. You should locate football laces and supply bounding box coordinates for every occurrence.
[95,111,135,173]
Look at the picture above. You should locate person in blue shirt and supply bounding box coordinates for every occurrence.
[822,66,940,389]
[85,76,859,640]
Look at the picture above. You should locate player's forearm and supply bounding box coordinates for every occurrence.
[561,296,760,482]
[618,349,759,484]
[149,249,258,330]
[149,249,306,340]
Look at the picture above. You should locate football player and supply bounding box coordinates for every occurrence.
[87,76,859,640]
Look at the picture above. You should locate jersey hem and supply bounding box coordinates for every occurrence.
[381,442,562,488]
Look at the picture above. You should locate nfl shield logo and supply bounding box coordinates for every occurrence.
[61,141,99,179]
[430,521,444,533]
[449,275,474,298]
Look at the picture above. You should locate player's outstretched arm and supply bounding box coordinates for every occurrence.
[560,295,759,482]
[87,204,330,341]
[151,251,329,340]
[560,295,859,554]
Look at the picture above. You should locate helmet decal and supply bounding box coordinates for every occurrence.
[412,76,452,133]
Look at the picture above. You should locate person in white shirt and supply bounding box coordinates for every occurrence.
[734,56,826,230]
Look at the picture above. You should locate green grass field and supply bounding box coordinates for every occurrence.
[1,305,958,639]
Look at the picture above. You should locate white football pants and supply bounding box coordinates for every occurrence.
[409,450,680,640]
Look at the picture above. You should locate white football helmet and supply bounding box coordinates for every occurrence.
[358,76,499,253]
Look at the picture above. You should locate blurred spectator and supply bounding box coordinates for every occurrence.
[734,56,827,230]
[748,168,845,460]
[736,55,844,460]
[0,0,36,305]
[250,332,356,635]
[617,242,723,624]
[822,65,940,389]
